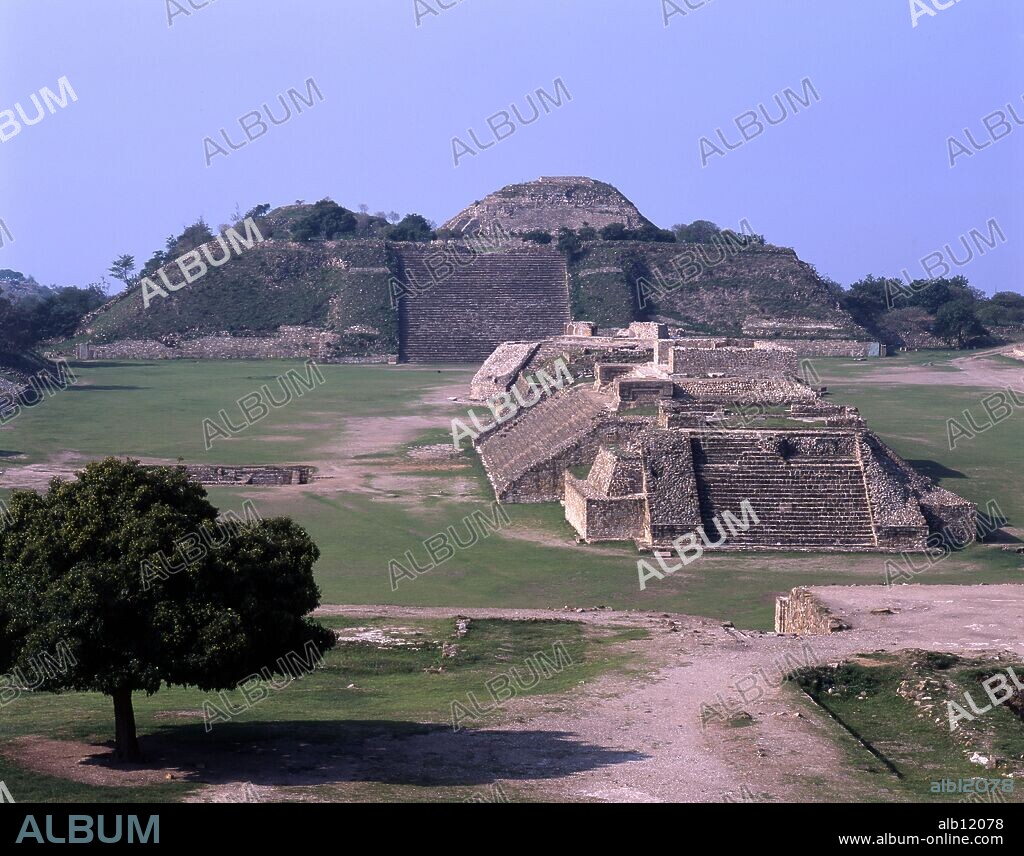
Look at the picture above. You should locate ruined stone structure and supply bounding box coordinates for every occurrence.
[442,176,652,235]
[470,331,976,554]
[564,448,647,542]
[775,588,851,634]
[668,345,798,377]
[565,321,596,337]
[757,339,886,358]
[470,328,882,403]
[564,427,971,552]
[395,245,570,362]
[476,385,649,503]
[181,465,316,486]
[70,176,882,365]
[79,327,392,363]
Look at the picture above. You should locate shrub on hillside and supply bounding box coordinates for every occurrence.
[386,214,435,242]
[292,199,358,241]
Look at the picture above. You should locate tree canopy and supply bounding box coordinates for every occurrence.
[0,458,335,759]
[292,199,357,241]
[841,274,993,349]
[0,285,106,353]
[386,213,435,242]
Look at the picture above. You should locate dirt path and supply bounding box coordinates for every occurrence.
[16,591,1016,803]
[303,594,1024,803]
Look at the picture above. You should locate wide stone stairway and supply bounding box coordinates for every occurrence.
[690,433,877,549]
[396,245,570,362]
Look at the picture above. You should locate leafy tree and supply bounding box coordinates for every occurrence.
[26,285,107,341]
[906,275,979,315]
[167,219,215,257]
[243,203,271,221]
[292,199,357,241]
[674,220,721,243]
[556,227,584,261]
[0,286,106,348]
[979,291,1024,326]
[520,230,553,245]
[386,214,435,242]
[577,226,598,241]
[108,255,137,290]
[841,275,899,332]
[599,223,630,241]
[0,458,335,761]
[633,224,676,243]
[0,295,32,353]
[933,299,987,348]
[141,249,170,278]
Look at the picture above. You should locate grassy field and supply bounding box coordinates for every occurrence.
[1,351,1021,803]
[0,616,641,802]
[792,652,1024,804]
[1,354,1021,630]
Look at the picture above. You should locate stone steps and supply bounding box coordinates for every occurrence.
[691,435,876,547]
[395,246,570,362]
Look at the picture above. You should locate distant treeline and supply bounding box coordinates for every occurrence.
[837,274,1022,349]
[0,274,106,354]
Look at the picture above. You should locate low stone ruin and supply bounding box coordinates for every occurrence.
[469,323,883,402]
[774,588,851,634]
[181,465,316,486]
[77,327,393,363]
[469,328,975,554]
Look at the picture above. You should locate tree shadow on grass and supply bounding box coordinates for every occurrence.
[75,720,647,788]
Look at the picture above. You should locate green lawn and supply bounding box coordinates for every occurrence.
[1,355,1021,631]
[1,352,1021,803]
[0,617,640,802]
[792,652,1024,803]
[0,360,459,466]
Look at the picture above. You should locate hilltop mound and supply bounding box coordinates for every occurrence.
[67,178,873,363]
[442,176,653,235]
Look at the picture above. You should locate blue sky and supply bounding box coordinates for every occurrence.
[1,0,1021,295]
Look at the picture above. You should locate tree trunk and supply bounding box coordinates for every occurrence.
[112,688,141,762]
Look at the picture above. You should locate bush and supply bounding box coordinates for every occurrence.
[557,228,584,261]
[599,223,630,241]
[292,199,358,241]
[521,230,553,245]
[386,214,435,242]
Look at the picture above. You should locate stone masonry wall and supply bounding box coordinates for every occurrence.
[182,465,316,486]
[499,416,652,503]
[775,587,851,634]
[564,476,646,542]
[669,346,798,377]
[754,339,885,358]
[84,327,393,363]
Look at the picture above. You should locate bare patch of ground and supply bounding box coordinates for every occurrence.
[2,736,193,787]
[7,586,1022,802]
[0,451,92,490]
[853,349,1024,389]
